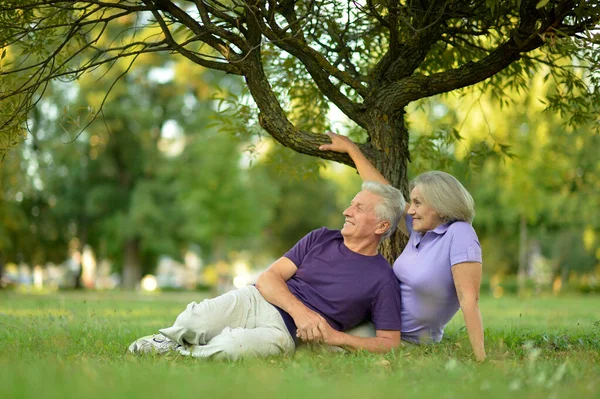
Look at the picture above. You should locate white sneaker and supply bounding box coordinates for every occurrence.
[128,333,181,354]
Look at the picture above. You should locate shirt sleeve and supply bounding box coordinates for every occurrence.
[449,222,482,266]
[283,227,326,269]
[370,278,402,331]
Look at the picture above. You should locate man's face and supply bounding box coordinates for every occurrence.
[341,190,383,240]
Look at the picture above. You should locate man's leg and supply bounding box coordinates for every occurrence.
[158,285,294,359]
[178,325,293,360]
[130,285,261,354]
[159,285,261,346]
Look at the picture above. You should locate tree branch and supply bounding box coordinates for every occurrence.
[374,0,597,110]
[149,0,249,57]
[251,8,367,127]
[147,3,243,75]
[259,2,368,97]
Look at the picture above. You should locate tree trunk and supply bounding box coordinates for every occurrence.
[517,213,528,294]
[366,108,410,263]
[560,259,570,289]
[74,216,88,289]
[0,252,5,289]
[122,237,141,289]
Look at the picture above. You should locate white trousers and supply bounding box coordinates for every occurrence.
[159,286,295,360]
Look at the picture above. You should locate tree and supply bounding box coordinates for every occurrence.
[0,150,29,283]
[1,1,599,260]
[23,75,188,288]
[168,129,279,265]
[254,146,343,257]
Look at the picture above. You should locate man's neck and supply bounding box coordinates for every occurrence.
[343,238,380,257]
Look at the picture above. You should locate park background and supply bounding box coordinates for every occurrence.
[0,1,599,398]
[1,50,598,297]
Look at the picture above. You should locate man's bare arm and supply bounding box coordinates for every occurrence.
[255,257,328,342]
[317,323,401,353]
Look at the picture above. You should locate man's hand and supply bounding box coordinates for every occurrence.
[316,320,343,346]
[256,257,333,344]
[292,307,329,343]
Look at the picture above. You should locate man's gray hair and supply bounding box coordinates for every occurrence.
[411,171,475,224]
[362,181,406,240]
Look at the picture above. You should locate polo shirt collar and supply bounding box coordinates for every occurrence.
[416,222,451,237]
[431,222,451,234]
[413,222,451,249]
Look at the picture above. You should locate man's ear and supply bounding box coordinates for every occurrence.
[375,221,390,235]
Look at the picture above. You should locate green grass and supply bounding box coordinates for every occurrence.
[1,290,598,399]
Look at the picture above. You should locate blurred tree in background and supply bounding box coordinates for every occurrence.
[0,151,31,280]
[255,147,342,258]
[0,40,343,288]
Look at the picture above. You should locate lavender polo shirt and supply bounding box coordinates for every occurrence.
[276,227,402,343]
[393,215,482,344]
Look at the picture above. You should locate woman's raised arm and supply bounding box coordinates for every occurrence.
[319,131,390,186]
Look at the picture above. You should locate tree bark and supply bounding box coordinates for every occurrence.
[0,252,5,289]
[517,213,528,294]
[560,260,570,289]
[365,108,410,263]
[74,216,88,289]
[122,237,141,289]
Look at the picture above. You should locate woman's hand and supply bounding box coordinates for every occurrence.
[319,131,359,155]
[319,131,390,185]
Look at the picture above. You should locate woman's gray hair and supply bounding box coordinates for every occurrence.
[411,171,475,224]
[362,181,406,240]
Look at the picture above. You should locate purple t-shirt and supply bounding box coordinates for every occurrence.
[277,227,402,342]
[393,215,482,344]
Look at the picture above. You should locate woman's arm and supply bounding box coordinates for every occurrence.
[451,261,486,362]
[319,131,390,185]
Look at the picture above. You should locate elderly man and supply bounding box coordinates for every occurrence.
[128,181,404,359]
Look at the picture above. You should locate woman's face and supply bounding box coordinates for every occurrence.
[407,186,444,233]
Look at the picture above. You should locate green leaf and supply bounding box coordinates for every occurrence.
[536,0,550,9]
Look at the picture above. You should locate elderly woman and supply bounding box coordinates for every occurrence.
[320,132,486,362]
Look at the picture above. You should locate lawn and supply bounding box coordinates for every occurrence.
[0,290,598,399]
